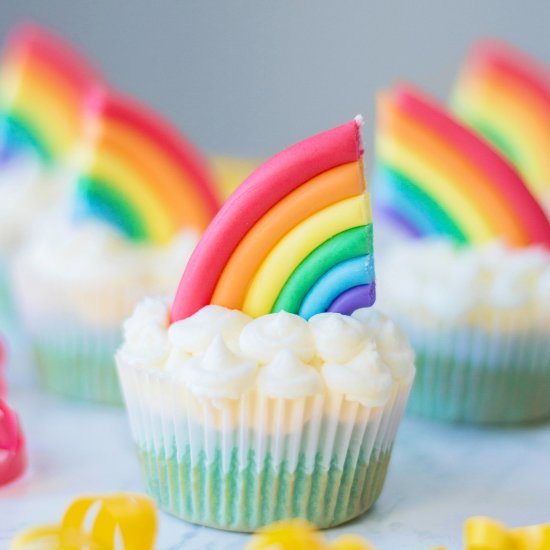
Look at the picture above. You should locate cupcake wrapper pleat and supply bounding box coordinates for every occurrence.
[397,314,550,424]
[118,363,412,531]
[29,323,123,405]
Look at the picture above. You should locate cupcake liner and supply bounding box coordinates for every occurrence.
[11,250,149,405]
[118,362,412,531]
[29,321,122,405]
[0,255,17,329]
[395,313,550,424]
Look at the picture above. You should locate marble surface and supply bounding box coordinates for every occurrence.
[1,354,550,550]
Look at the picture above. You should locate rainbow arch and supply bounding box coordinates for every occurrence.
[76,93,221,244]
[374,84,550,247]
[452,40,550,205]
[0,23,105,163]
[171,118,374,321]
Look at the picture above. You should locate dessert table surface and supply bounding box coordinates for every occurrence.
[2,352,549,550]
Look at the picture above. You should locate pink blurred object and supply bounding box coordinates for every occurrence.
[0,338,5,399]
[0,398,26,485]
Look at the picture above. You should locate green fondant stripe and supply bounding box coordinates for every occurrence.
[453,107,522,170]
[1,114,51,161]
[76,177,148,241]
[376,165,468,243]
[272,225,372,314]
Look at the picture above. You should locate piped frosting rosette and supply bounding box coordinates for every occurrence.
[117,118,415,531]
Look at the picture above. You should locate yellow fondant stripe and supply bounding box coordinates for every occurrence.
[378,135,494,243]
[88,148,177,243]
[242,194,370,317]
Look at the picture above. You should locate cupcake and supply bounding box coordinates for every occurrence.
[118,119,415,530]
[373,84,550,424]
[0,24,105,347]
[13,92,221,404]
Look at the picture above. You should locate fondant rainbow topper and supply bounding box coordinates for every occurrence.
[172,117,374,321]
[375,84,550,247]
[0,23,105,163]
[76,93,221,244]
[452,40,550,205]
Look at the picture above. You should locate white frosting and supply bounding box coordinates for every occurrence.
[322,341,393,407]
[258,350,323,399]
[376,239,550,326]
[0,154,69,253]
[11,216,199,326]
[169,305,251,355]
[181,336,257,399]
[239,311,316,363]
[117,300,416,406]
[352,309,415,381]
[309,313,365,363]
[118,298,171,368]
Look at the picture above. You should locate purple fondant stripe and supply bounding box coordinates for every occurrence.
[328,282,376,315]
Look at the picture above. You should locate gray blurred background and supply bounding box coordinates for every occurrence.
[2,1,549,162]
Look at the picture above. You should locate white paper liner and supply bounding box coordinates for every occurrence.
[392,312,550,423]
[11,258,144,404]
[118,359,412,530]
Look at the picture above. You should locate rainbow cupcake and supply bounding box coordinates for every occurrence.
[12,91,221,405]
[374,84,550,424]
[118,119,415,530]
[0,24,104,345]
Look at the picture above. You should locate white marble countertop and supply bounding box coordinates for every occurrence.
[1,357,550,550]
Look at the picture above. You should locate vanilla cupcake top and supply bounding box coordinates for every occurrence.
[12,218,198,326]
[376,239,550,325]
[117,299,415,407]
[0,154,67,253]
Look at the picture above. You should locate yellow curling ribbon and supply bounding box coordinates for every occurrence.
[10,493,157,550]
[245,517,550,550]
[465,517,550,550]
[245,520,375,550]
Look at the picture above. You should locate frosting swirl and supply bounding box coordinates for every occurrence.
[377,239,550,325]
[258,350,323,399]
[322,341,393,407]
[181,335,257,399]
[117,300,416,406]
[168,305,251,354]
[118,298,170,368]
[239,311,315,363]
[12,217,198,326]
[309,313,365,363]
[352,309,415,381]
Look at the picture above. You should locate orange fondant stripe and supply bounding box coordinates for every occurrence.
[380,98,530,245]
[211,161,364,309]
[93,121,214,233]
[3,60,87,155]
[459,69,550,185]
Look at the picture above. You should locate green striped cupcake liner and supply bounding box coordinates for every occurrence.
[28,322,123,405]
[31,324,123,405]
[396,315,550,424]
[138,445,391,531]
[118,363,412,531]
[0,255,18,330]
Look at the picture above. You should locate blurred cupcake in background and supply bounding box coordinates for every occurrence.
[452,39,550,216]
[373,84,550,424]
[0,24,105,337]
[118,119,415,531]
[12,92,221,404]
